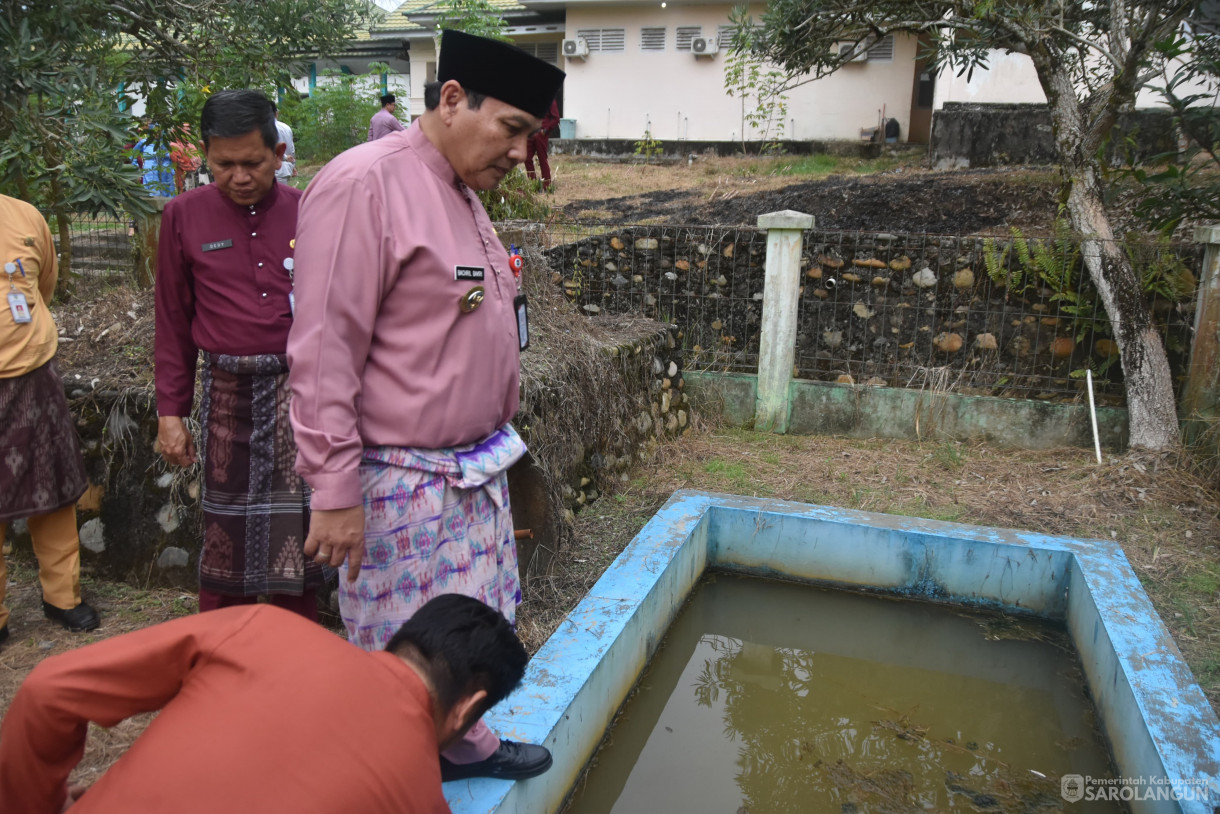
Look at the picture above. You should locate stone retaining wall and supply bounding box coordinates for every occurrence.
[545,225,1198,405]
[930,103,1178,168]
[5,321,687,588]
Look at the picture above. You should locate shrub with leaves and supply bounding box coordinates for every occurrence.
[479,168,552,222]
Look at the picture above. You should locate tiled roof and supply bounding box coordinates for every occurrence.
[372,0,528,34]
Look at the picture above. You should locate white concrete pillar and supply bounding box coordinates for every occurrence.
[1184,224,1220,446]
[755,210,814,433]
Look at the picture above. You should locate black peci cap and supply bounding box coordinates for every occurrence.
[438,29,565,119]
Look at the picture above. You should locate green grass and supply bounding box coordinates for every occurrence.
[769,154,907,177]
[1183,569,1220,598]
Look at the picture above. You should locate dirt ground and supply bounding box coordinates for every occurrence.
[547,154,1068,235]
[3,154,1217,790]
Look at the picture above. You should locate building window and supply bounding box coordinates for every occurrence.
[718,23,763,52]
[675,26,702,51]
[576,28,626,52]
[867,34,895,61]
[641,26,666,51]
[518,42,560,65]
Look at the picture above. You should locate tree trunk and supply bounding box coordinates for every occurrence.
[1065,168,1180,450]
[48,172,74,301]
[53,208,73,301]
[1036,62,1181,451]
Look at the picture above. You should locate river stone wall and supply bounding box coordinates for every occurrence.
[544,225,1198,407]
[4,322,685,589]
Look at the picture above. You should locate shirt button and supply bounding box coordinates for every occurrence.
[261,292,267,298]
[251,232,257,237]
[258,262,264,268]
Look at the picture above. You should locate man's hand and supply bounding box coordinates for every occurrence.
[155,416,197,467]
[304,506,365,583]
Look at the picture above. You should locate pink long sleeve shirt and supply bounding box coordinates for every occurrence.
[368,107,407,141]
[287,122,521,511]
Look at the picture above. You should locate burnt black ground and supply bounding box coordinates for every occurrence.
[562,168,1064,235]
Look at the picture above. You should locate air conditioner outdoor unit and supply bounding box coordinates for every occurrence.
[691,36,718,56]
[562,37,589,59]
[838,43,869,62]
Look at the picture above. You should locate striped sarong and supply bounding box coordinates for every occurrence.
[0,357,87,522]
[198,352,323,597]
[340,425,526,651]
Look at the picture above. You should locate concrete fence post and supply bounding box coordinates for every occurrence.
[1184,224,1220,446]
[755,210,814,433]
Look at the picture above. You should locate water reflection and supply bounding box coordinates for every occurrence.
[564,574,1119,814]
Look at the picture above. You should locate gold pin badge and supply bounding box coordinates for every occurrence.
[460,285,485,313]
[289,239,296,249]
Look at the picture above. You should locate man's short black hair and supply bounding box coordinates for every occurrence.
[381,93,396,107]
[200,89,279,150]
[423,81,486,112]
[386,594,527,712]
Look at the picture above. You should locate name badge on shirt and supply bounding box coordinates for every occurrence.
[515,293,529,351]
[455,265,485,282]
[201,239,234,253]
[8,292,31,324]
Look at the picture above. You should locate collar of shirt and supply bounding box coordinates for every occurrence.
[208,178,282,218]
[406,120,466,191]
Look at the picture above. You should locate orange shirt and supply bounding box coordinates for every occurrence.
[0,194,58,379]
[0,606,451,814]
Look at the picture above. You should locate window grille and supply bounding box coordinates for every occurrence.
[575,29,627,52]
[675,26,702,51]
[518,42,560,64]
[641,26,666,50]
[867,34,895,61]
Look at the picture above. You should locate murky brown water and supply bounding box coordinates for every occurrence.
[563,572,1121,814]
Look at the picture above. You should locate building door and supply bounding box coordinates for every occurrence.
[907,34,936,144]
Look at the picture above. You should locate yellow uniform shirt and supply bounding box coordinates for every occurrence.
[0,194,59,379]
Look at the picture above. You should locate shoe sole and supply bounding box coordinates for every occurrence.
[490,751,553,780]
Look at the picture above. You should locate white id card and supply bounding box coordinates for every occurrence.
[514,293,529,351]
[283,258,295,316]
[8,291,31,324]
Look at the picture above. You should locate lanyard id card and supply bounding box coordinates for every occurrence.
[514,293,529,351]
[7,291,31,323]
[4,261,30,324]
[283,257,295,316]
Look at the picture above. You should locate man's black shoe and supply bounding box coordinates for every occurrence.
[440,739,552,782]
[42,600,100,632]
[0,624,9,646]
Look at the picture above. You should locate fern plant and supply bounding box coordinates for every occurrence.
[981,236,1021,293]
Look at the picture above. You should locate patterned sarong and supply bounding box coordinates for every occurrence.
[0,357,88,522]
[198,352,323,596]
[340,425,526,651]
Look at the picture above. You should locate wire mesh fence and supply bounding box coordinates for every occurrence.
[529,221,1202,408]
[43,213,138,280]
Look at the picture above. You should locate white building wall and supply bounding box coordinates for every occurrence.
[933,48,1217,110]
[406,37,438,120]
[933,50,1047,106]
[560,5,920,142]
